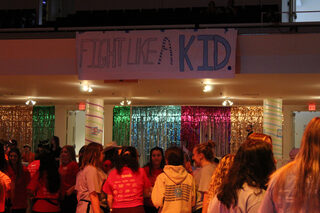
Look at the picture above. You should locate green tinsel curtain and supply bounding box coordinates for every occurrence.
[32,106,55,151]
[112,106,131,146]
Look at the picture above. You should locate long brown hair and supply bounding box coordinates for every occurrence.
[80,142,103,170]
[217,139,275,208]
[273,117,320,212]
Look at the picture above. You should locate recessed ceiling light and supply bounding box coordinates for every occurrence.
[203,85,213,92]
[82,84,89,91]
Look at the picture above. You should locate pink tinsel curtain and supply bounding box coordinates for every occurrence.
[181,106,231,157]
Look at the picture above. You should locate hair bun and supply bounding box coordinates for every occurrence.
[207,140,216,148]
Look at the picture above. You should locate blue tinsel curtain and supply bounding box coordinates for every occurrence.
[112,106,131,146]
[131,106,181,166]
[32,106,55,151]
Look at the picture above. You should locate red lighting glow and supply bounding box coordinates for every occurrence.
[79,102,86,111]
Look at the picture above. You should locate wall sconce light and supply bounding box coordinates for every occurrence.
[222,99,233,106]
[120,98,131,106]
[25,99,36,105]
[81,83,93,93]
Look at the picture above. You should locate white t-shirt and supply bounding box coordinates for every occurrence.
[208,183,265,213]
[75,165,107,213]
[194,163,216,210]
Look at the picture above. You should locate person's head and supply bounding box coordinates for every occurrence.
[51,136,60,149]
[165,147,184,166]
[116,146,139,174]
[150,147,165,169]
[8,148,21,166]
[102,146,119,174]
[8,139,18,149]
[246,124,253,133]
[23,144,31,153]
[217,138,275,209]
[78,145,87,167]
[81,142,103,169]
[192,141,215,167]
[289,148,299,161]
[38,140,50,153]
[208,154,235,201]
[248,133,272,145]
[60,145,76,165]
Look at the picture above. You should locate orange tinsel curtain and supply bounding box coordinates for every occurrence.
[0,106,33,150]
[230,106,263,154]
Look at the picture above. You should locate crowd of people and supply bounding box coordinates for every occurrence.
[0,117,320,213]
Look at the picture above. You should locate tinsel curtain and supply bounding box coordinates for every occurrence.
[131,106,181,166]
[0,106,33,149]
[230,106,263,154]
[181,106,231,157]
[32,106,55,151]
[113,106,131,146]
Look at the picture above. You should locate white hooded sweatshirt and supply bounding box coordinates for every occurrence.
[151,165,195,213]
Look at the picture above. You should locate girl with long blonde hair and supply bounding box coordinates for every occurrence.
[259,117,320,213]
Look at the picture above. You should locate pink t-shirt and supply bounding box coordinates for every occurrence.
[103,167,151,209]
[27,172,60,212]
[0,171,11,212]
[59,161,79,196]
[7,166,30,209]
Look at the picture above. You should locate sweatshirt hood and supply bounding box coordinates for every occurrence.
[163,165,189,185]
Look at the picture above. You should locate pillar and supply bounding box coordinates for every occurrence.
[85,99,104,145]
[263,99,283,159]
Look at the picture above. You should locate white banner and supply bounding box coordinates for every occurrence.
[76,29,237,80]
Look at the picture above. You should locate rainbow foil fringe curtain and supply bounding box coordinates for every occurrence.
[0,106,55,151]
[113,106,263,166]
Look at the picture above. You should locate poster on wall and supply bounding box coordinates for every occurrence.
[76,29,237,80]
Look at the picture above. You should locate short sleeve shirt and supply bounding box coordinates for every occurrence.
[59,161,79,196]
[103,167,151,208]
[208,184,265,213]
[75,165,107,213]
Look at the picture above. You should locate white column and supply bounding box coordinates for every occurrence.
[263,99,283,159]
[85,99,104,145]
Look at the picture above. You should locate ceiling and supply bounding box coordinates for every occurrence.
[0,73,319,107]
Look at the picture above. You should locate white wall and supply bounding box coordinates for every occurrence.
[54,105,77,147]
[295,0,320,22]
[293,111,320,147]
[66,110,86,155]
